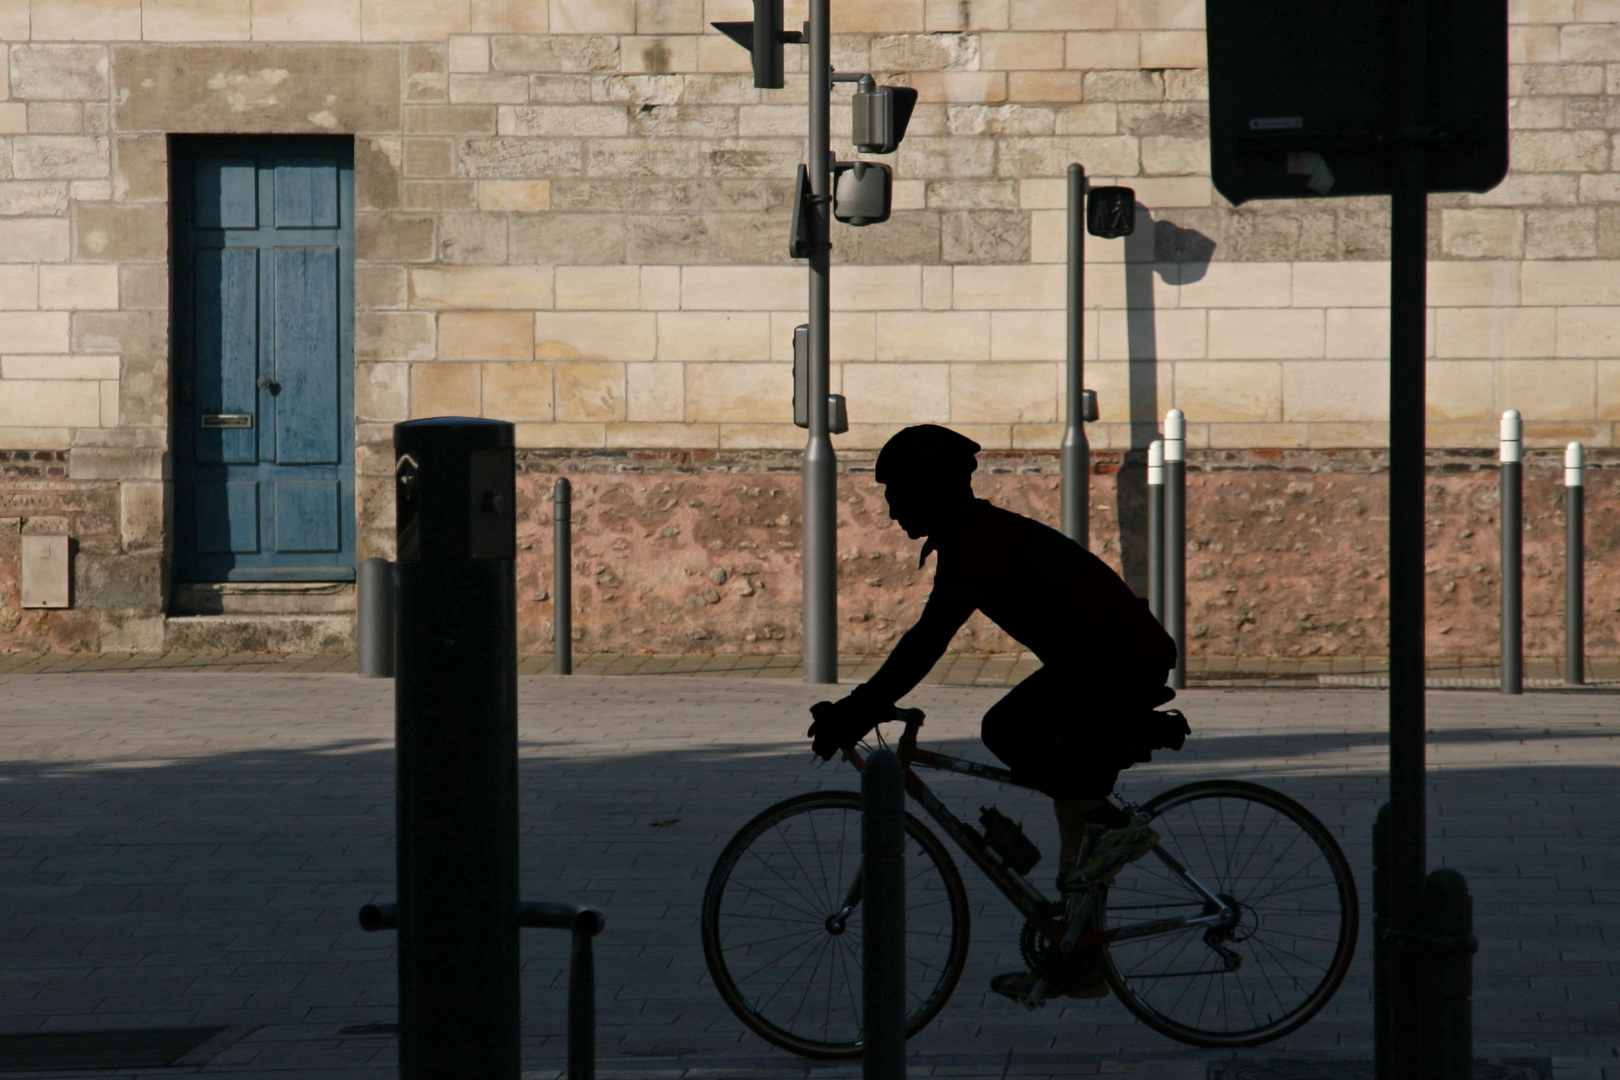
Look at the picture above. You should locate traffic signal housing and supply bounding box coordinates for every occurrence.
[710,0,799,90]
[851,79,918,155]
[832,161,891,226]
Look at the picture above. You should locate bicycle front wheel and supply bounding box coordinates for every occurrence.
[1099,780,1358,1047]
[700,791,970,1059]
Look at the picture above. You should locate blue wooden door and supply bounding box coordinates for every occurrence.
[173,137,356,582]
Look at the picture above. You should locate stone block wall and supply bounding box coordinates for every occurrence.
[0,0,1618,655]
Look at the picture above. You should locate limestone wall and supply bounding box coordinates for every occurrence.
[1,0,1619,652]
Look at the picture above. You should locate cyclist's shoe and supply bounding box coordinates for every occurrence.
[990,969,1109,1002]
[1058,819,1159,891]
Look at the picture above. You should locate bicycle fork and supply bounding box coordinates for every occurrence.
[827,871,862,936]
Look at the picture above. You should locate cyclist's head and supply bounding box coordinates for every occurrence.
[875,425,980,488]
[876,426,980,539]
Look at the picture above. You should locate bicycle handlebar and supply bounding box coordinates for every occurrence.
[891,707,925,745]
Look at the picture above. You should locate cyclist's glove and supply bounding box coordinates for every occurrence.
[807,696,883,761]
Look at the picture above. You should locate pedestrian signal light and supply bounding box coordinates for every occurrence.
[832,161,891,226]
[1087,186,1136,238]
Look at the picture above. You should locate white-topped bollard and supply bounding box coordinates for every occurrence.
[1147,439,1165,626]
[1499,410,1522,695]
[1565,442,1585,686]
[1163,410,1186,689]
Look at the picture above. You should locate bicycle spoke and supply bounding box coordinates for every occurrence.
[743,842,834,921]
[725,924,829,952]
[726,874,828,925]
[1100,785,1355,1047]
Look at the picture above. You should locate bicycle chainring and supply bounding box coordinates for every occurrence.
[1018,919,1102,984]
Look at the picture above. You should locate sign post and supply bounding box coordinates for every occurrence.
[1205,1,1506,1074]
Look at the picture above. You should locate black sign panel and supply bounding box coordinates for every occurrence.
[1206,0,1508,204]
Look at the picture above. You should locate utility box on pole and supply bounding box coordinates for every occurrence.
[392,417,520,1080]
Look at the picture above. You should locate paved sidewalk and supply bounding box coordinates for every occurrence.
[2,650,1616,688]
[0,674,1613,1078]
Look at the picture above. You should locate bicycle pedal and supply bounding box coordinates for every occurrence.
[1022,979,1048,1011]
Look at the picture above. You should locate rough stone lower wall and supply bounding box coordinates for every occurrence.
[509,448,1620,659]
[0,451,125,651]
[3,446,1615,657]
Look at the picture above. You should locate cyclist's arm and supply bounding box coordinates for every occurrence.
[852,588,975,707]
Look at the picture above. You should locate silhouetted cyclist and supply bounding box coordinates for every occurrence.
[807,424,1186,1002]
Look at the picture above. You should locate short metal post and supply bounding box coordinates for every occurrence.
[1418,869,1477,1080]
[862,749,906,1080]
[554,477,572,676]
[569,926,596,1080]
[1061,162,1090,548]
[515,902,606,1080]
[1147,439,1165,624]
[1499,410,1522,695]
[1565,442,1584,686]
[1373,803,1392,1080]
[357,556,395,678]
[1163,410,1186,688]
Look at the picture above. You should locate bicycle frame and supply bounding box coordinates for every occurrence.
[842,712,1234,955]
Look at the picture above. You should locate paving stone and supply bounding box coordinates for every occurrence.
[0,675,1613,1076]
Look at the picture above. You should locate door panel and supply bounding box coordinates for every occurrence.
[173,137,355,583]
[274,159,340,228]
[272,246,340,465]
[192,247,259,466]
[274,481,341,553]
[194,482,259,554]
[193,160,258,229]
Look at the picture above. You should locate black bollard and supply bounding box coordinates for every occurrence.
[863,749,906,1080]
[1373,803,1392,1080]
[357,556,395,678]
[1499,410,1522,695]
[392,417,521,1080]
[1163,410,1186,688]
[1565,442,1584,686]
[1418,869,1477,1080]
[554,477,572,675]
[1147,438,1165,625]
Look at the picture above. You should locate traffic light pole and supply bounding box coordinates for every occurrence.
[1385,0,1431,1072]
[802,0,838,684]
[1061,163,1089,548]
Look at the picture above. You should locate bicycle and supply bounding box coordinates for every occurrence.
[700,707,1359,1059]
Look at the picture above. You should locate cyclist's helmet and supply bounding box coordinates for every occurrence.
[875,424,981,486]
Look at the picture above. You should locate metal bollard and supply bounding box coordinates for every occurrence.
[862,749,906,1080]
[1500,410,1522,695]
[1372,803,1392,1080]
[357,556,395,678]
[1147,439,1165,625]
[554,478,572,675]
[1163,410,1186,689]
[390,418,521,1080]
[1418,869,1477,1080]
[519,902,606,1080]
[1565,442,1585,686]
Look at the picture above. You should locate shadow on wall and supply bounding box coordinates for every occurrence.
[1112,210,1216,597]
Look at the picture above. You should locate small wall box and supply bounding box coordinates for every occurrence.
[20,535,70,609]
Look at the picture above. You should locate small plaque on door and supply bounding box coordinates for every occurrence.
[201,413,253,429]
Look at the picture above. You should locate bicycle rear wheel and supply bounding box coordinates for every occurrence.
[701,790,970,1059]
[1099,780,1358,1047]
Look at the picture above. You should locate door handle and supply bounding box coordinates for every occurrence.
[257,376,280,393]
